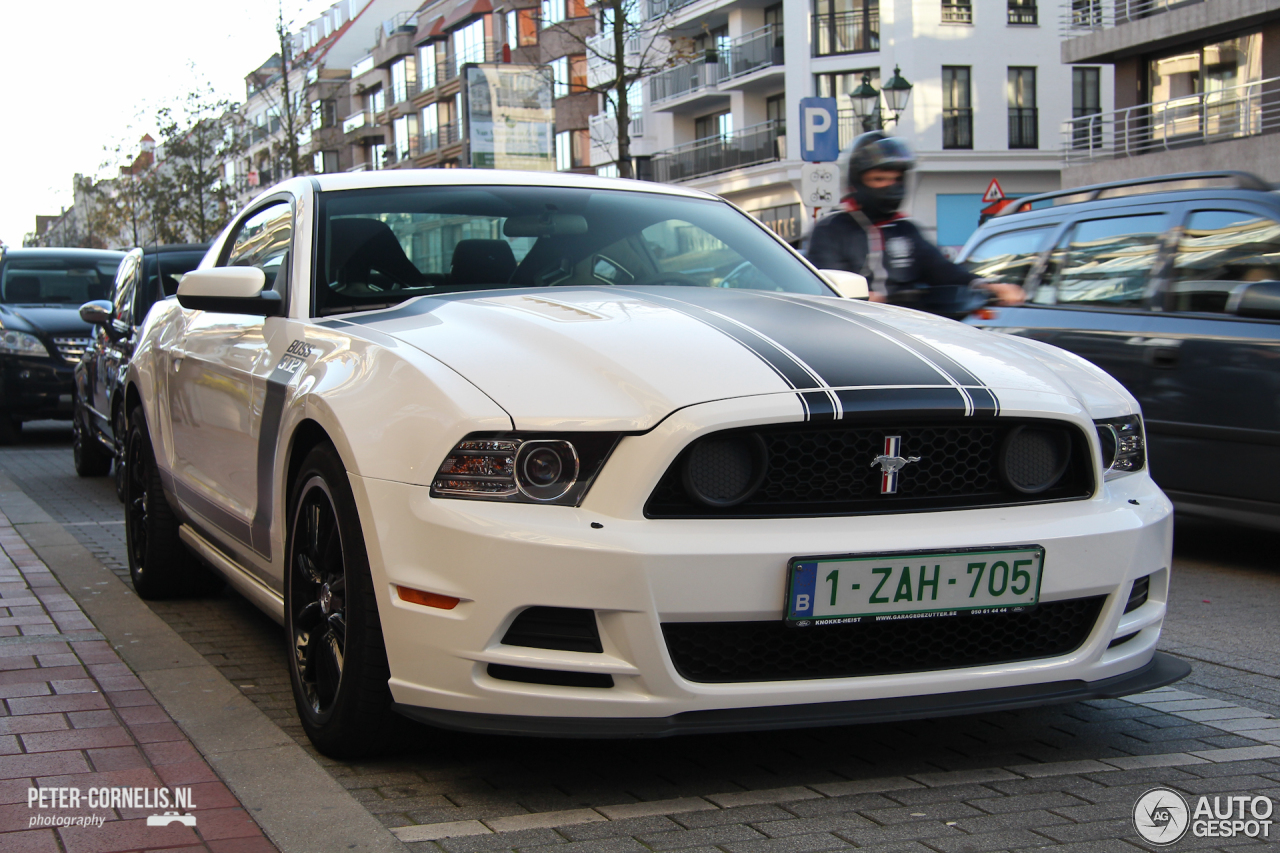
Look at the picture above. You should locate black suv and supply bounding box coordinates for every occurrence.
[958,171,1280,531]
[0,248,126,444]
[73,244,209,491]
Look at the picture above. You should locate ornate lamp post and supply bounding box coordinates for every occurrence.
[849,65,913,131]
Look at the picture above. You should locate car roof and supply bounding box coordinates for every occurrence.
[296,168,720,201]
[141,243,210,256]
[2,247,126,260]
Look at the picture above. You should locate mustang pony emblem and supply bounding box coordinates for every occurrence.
[871,436,921,495]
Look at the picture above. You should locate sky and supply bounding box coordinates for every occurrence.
[0,0,332,248]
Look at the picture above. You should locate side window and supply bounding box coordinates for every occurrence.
[962,227,1052,288]
[1169,210,1280,313]
[112,254,139,327]
[1041,214,1168,308]
[223,202,293,292]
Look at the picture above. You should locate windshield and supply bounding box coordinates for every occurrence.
[0,257,122,304]
[313,185,828,316]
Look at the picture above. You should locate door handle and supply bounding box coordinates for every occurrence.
[1146,347,1180,368]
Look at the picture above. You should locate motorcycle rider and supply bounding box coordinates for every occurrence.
[806,131,1025,310]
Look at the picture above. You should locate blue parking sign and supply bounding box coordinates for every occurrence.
[799,97,839,162]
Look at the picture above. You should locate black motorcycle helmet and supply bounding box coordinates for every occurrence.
[845,131,916,221]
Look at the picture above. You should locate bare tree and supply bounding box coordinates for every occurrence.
[276,5,305,179]
[544,0,691,178]
[154,87,248,243]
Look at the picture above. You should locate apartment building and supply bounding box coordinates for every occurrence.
[597,0,1104,253]
[1059,0,1280,187]
[346,0,598,172]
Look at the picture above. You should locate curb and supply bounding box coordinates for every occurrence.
[0,472,408,853]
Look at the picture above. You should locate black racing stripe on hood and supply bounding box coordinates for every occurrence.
[835,387,972,420]
[626,287,951,390]
[614,288,824,392]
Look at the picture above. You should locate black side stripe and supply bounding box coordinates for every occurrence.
[249,351,310,559]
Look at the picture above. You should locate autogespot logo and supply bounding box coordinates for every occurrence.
[1134,787,1190,846]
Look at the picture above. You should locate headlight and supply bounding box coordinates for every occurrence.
[431,433,621,506]
[1095,415,1145,479]
[0,330,50,358]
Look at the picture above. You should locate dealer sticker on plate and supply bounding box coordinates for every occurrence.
[785,547,1044,626]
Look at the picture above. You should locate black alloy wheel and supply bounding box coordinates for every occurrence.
[123,405,221,599]
[72,394,112,477]
[285,444,401,758]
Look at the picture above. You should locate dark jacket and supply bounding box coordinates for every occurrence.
[805,210,978,294]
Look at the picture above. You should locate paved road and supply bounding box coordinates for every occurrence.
[4,422,1280,852]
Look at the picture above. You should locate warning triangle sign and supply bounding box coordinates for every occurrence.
[982,178,1006,203]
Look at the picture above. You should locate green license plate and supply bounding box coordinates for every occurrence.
[785,546,1044,625]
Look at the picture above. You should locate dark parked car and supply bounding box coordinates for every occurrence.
[73,244,209,490]
[958,171,1280,531]
[0,247,125,444]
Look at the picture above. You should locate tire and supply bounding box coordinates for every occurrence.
[285,443,402,758]
[124,405,222,599]
[0,418,20,446]
[72,395,112,477]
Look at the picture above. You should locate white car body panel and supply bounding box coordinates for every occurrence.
[124,170,1182,736]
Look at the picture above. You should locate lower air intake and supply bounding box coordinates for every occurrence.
[501,606,603,654]
[487,664,613,689]
[662,597,1104,683]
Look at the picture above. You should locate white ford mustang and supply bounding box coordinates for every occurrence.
[122,170,1187,757]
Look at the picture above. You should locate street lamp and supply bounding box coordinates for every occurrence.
[849,65,913,129]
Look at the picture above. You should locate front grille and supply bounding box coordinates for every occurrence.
[662,596,1105,683]
[645,419,1093,518]
[1124,576,1150,613]
[52,337,92,365]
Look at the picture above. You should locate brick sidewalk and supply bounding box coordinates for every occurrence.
[0,510,277,853]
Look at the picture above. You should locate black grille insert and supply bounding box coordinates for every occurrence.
[646,419,1093,518]
[1124,576,1150,613]
[501,606,603,654]
[662,596,1105,683]
[487,664,613,689]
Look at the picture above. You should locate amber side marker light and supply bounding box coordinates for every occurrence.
[974,307,998,321]
[396,585,461,610]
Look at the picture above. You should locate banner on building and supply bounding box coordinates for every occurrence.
[463,64,555,171]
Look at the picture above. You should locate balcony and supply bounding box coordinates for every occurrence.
[942,1,973,24]
[1008,0,1038,24]
[419,121,462,154]
[646,0,700,21]
[943,108,974,148]
[1009,107,1039,149]
[650,120,785,183]
[1059,0,1188,35]
[1061,75,1280,165]
[813,10,879,56]
[720,25,784,89]
[649,57,730,113]
[589,111,645,146]
[343,111,383,138]
[586,31,643,88]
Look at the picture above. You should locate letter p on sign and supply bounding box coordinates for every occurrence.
[800,97,839,162]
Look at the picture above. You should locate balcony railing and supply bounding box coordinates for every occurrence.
[589,111,646,147]
[943,107,974,148]
[1008,0,1038,24]
[1009,107,1039,148]
[813,10,880,56]
[650,119,785,183]
[722,24,784,81]
[942,1,973,23]
[1059,0,1190,36]
[646,0,699,20]
[649,57,726,104]
[1062,75,1280,166]
[342,111,369,134]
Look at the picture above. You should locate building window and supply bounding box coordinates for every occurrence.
[555,128,589,169]
[550,56,569,98]
[942,67,972,149]
[392,113,418,162]
[454,17,488,75]
[516,9,539,44]
[542,0,587,27]
[812,0,878,57]
[1071,66,1101,150]
[1148,33,1261,141]
[391,56,416,104]
[370,141,386,170]
[751,203,802,244]
[694,110,733,142]
[310,100,325,131]
[597,163,619,178]
[421,102,439,151]
[419,43,437,91]
[817,69,880,145]
[1007,0,1037,25]
[942,0,972,24]
[766,94,786,126]
[368,87,386,116]
[1008,67,1038,148]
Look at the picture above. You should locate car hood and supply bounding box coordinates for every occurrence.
[334,287,1133,430]
[0,304,92,336]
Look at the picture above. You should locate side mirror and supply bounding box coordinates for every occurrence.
[79,300,113,326]
[1229,280,1280,320]
[176,267,283,316]
[820,269,870,299]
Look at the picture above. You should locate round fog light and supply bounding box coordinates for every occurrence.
[514,440,579,501]
[682,433,768,508]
